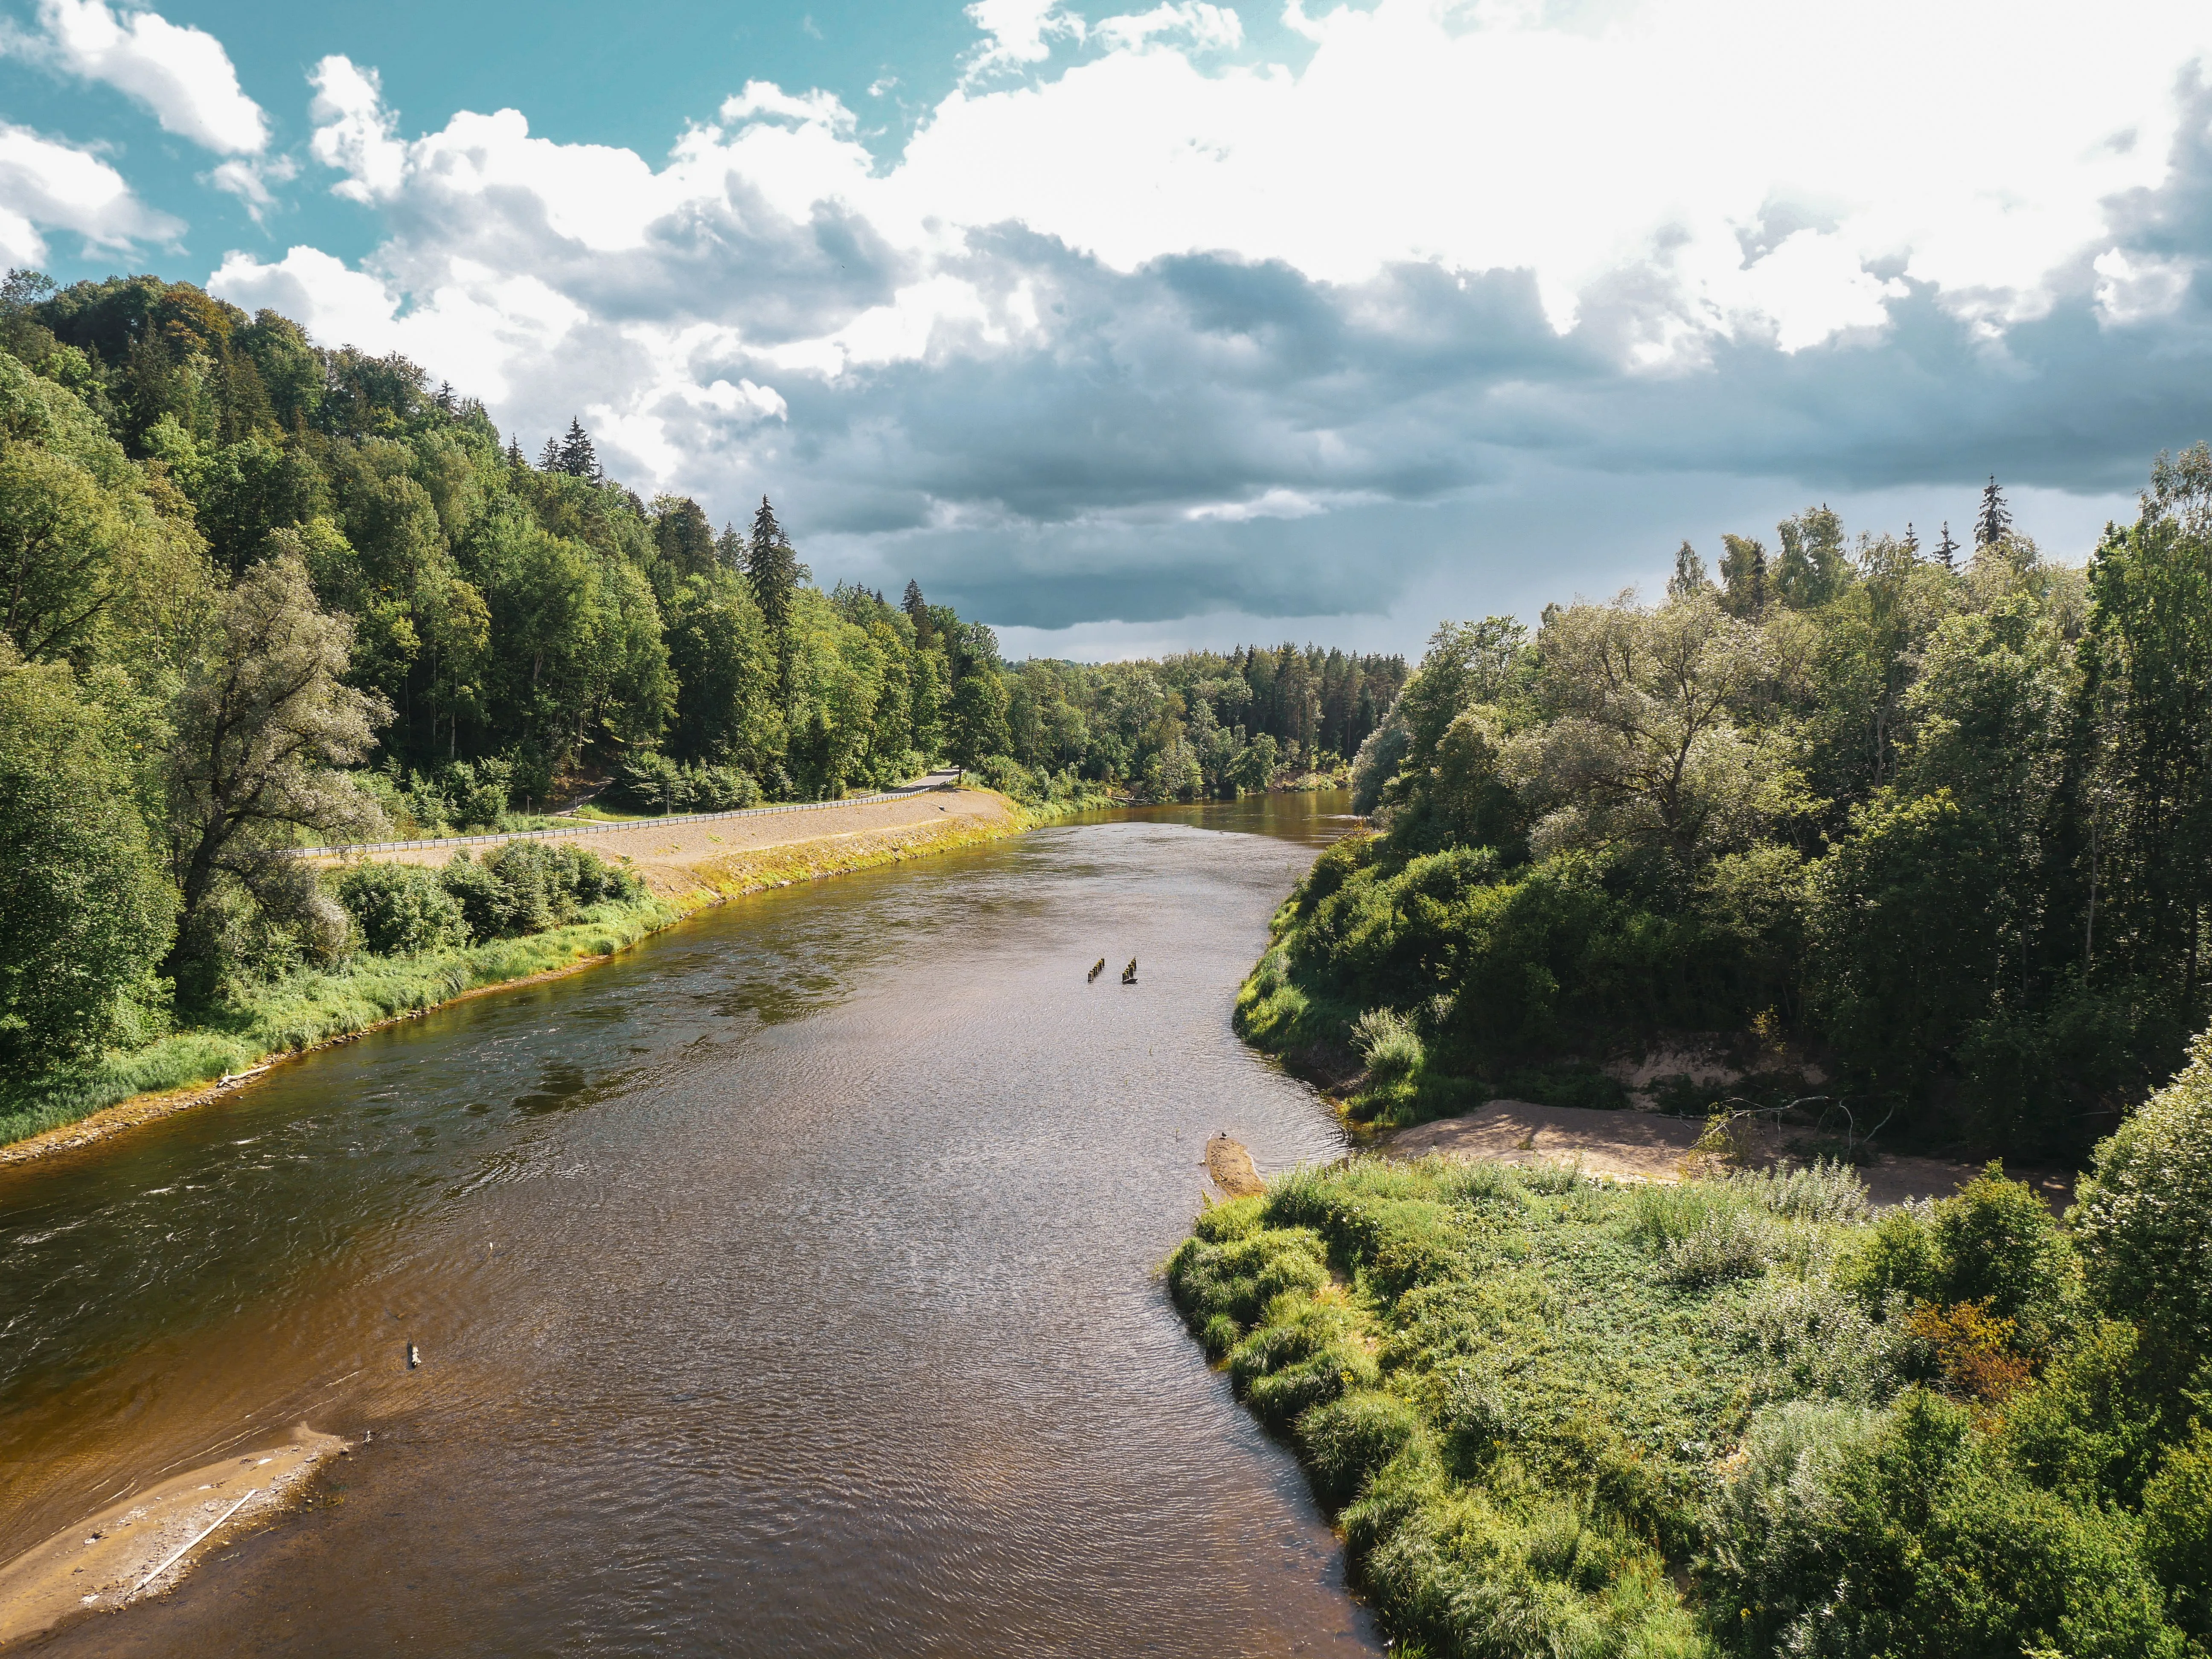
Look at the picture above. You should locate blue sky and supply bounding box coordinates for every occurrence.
[5,0,2212,658]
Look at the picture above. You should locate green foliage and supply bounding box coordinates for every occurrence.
[1707,1390,2185,1659]
[1835,1167,2075,1351]
[2072,1033,2212,1366]
[1254,455,2212,1159]
[1351,1006,1424,1083]
[2142,1422,2212,1635]
[2001,1320,2174,1504]
[437,841,639,943]
[1170,1154,2192,1658]
[332,862,468,956]
[0,657,178,1062]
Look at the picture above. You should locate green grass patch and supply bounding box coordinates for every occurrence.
[1166,1156,2191,1658]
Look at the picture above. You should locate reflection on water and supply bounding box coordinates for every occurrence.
[0,794,1377,1656]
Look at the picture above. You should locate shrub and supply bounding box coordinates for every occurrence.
[1732,1157,1872,1225]
[1930,1164,2076,1350]
[2000,1320,2171,1504]
[439,852,509,941]
[439,842,641,942]
[1705,1399,1884,1652]
[2142,1423,2212,1635]
[1662,1208,1777,1286]
[333,862,468,956]
[1710,1390,2188,1659]
[1292,1389,1415,1522]
[1841,1201,1944,1314]
[2073,1033,2212,1366]
[1711,1277,1892,1405]
[1352,1006,1424,1083]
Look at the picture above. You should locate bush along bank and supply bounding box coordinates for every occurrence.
[1167,1057,2212,1659]
[1234,832,1656,1128]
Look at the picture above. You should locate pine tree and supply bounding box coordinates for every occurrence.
[746,497,807,634]
[902,579,926,621]
[555,418,599,482]
[1976,476,2011,548]
[1936,521,1959,570]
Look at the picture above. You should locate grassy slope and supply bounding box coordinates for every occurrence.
[1166,1158,1880,1659]
[1,803,1034,1151]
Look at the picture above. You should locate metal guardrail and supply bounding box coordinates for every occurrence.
[296,773,964,859]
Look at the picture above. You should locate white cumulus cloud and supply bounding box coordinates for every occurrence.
[28,0,267,154]
[309,55,408,204]
[0,120,179,263]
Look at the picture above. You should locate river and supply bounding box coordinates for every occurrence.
[0,794,1380,1656]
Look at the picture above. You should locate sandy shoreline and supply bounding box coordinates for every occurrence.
[0,1432,345,1650]
[1386,1100,2075,1208]
[3,789,1024,1170]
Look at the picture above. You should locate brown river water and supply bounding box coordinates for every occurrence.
[0,794,1381,1656]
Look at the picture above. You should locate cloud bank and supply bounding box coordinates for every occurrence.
[27,0,2212,642]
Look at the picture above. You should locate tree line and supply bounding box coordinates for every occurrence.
[1252,465,2212,1159]
[0,268,1400,1069]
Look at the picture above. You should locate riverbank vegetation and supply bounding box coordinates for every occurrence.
[1171,1074,2212,1657]
[1246,464,2212,1161]
[0,266,1395,1130]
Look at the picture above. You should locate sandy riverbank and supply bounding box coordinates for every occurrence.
[0,1432,344,1650]
[1387,1100,2075,1208]
[1206,1101,2074,1209]
[3,789,1025,1168]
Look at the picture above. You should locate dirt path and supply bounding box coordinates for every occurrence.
[1382,1100,2076,1209]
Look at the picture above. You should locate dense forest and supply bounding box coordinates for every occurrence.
[0,268,1401,1072]
[1249,466,2212,1162]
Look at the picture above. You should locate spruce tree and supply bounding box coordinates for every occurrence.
[538,435,562,470]
[555,418,599,482]
[1904,522,1920,558]
[1976,476,2012,548]
[506,435,526,470]
[746,497,807,634]
[902,579,926,621]
[1936,521,1959,570]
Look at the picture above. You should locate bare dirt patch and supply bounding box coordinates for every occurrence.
[1384,1101,2074,1209]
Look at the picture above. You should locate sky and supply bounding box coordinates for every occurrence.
[4,0,2212,659]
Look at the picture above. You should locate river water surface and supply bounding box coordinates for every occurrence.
[0,795,1379,1656]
